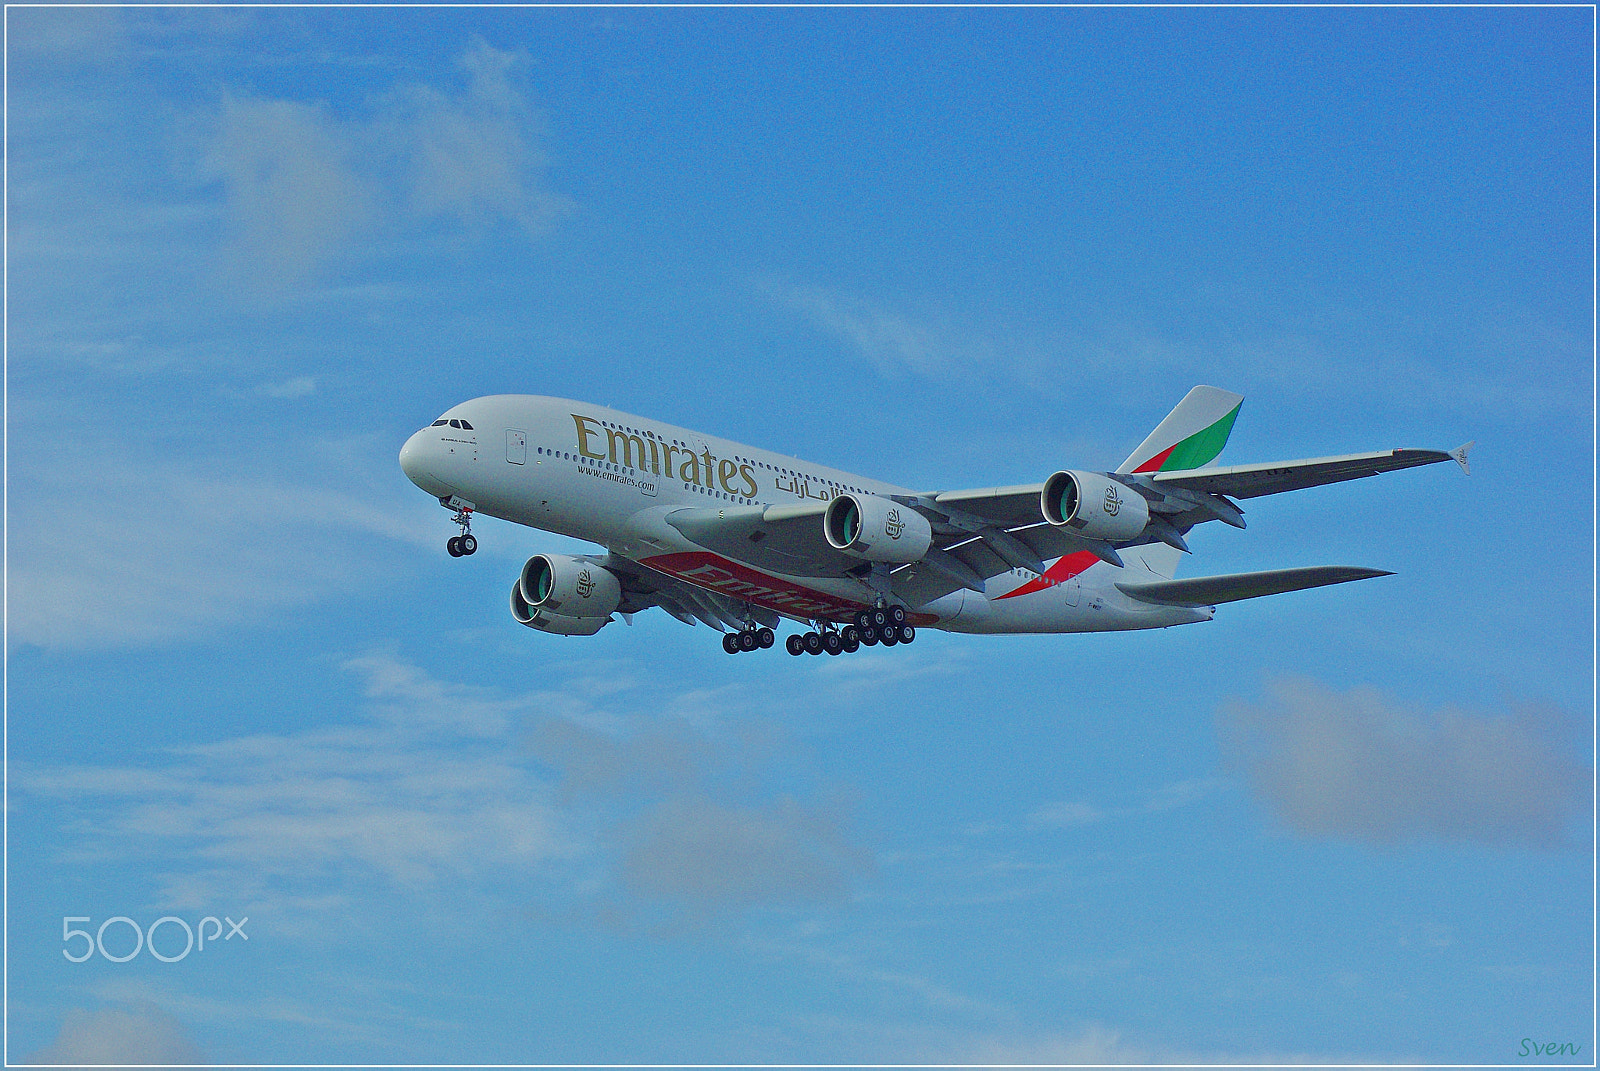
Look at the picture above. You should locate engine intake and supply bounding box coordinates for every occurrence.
[517,554,621,618]
[1041,470,1150,542]
[823,493,932,563]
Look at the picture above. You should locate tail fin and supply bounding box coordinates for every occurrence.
[1117,386,1244,475]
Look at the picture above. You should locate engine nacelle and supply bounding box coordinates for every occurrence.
[510,582,611,636]
[1041,470,1150,542]
[823,493,932,563]
[517,554,621,618]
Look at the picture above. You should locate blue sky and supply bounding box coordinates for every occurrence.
[5,5,1592,1064]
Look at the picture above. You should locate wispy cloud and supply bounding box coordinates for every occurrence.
[530,705,872,928]
[762,280,987,380]
[7,438,437,650]
[202,93,376,288]
[1218,677,1590,848]
[256,375,317,398]
[19,653,572,910]
[197,38,570,291]
[942,1022,1362,1064]
[17,655,870,932]
[22,1002,207,1066]
[1029,778,1225,829]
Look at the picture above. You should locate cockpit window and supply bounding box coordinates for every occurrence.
[459,420,473,430]
[448,419,462,428]
[431,419,448,427]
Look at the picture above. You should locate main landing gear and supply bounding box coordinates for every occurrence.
[847,606,915,648]
[722,625,776,654]
[445,502,477,557]
[782,609,914,656]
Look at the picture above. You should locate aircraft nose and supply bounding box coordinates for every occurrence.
[399,428,456,497]
[399,430,426,482]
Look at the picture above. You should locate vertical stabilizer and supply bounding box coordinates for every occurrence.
[1117,386,1244,475]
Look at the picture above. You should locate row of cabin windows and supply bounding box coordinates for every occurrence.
[534,444,757,503]
[589,419,867,495]
[431,418,475,430]
[533,441,868,499]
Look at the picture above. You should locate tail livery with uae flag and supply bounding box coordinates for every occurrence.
[400,386,1470,656]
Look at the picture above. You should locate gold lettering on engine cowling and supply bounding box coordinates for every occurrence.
[573,415,608,460]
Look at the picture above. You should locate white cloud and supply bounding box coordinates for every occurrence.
[256,375,316,398]
[196,39,569,291]
[529,705,873,927]
[384,37,572,237]
[1217,678,1590,848]
[23,1002,207,1066]
[1029,778,1225,829]
[202,93,376,288]
[17,655,868,931]
[7,434,436,650]
[945,1022,1355,1065]
[620,792,867,912]
[16,653,571,917]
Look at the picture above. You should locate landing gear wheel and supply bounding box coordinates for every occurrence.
[888,605,906,625]
[840,626,860,653]
[738,629,759,652]
[823,631,843,655]
[899,624,915,644]
[447,536,463,556]
[870,607,889,629]
[757,627,775,649]
[785,634,805,656]
[854,610,871,631]
[803,631,825,655]
[859,625,879,645]
[722,633,741,655]
[458,534,477,555]
[880,625,899,646]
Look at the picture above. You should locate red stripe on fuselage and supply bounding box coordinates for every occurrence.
[993,550,1098,600]
[640,551,880,622]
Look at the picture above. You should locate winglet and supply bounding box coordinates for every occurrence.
[1448,441,1474,476]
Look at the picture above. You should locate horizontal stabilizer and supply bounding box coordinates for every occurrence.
[1116,566,1393,608]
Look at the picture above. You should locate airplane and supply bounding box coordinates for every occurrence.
[399,386,1470,656]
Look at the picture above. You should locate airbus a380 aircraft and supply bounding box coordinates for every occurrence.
[399,386,1469,656]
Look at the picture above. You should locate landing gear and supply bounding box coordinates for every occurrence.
[445,501,476,556]
[851,604,911,645]
[723,625,775,655]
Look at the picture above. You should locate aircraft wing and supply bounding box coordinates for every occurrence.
[649,497,1114,612]
[1152,445,1470,499]
[1116,565,1392,607]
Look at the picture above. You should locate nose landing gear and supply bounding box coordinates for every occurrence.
[443,497,477,557]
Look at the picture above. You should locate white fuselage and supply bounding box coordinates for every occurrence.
[399,395,1212,634]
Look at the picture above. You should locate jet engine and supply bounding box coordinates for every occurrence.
[824,493,932,563]
[510,582,611,636]
[516,554,621,619]
[1041,470,1150,542]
